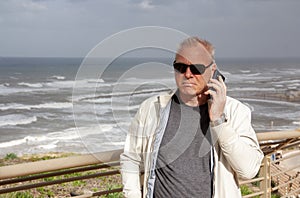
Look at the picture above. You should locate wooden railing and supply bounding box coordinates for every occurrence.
[0,129,299,197]
[240,129,300,198]
[0,149,123,197]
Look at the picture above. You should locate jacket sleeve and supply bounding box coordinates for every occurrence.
[211,98,264,180]
[120,106,144,198]
[120,96,159,198]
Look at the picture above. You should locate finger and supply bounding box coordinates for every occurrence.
[209,78,223,88]
[204,89,212,96]
[217,75,224,82]
[210,77,226,93]
[207,83,221,93]
[209,90,217,101]
[218,76,226,88]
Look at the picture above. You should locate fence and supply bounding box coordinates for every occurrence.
[240,129,300,198]
[0,129,299,197]
[0,149,123,197]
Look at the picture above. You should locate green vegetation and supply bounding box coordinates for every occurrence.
[105,192,123,198]
[0,191,33,198]
[240,185,253,195]
[271,194,281,198]
[37,187,54,197]
[4,153,18,160]
[240,184,282,198]
[72,180,87,187]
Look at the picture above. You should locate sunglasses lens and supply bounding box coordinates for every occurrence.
[173,63,187,73]
[173,63,205,75]
[190,65,202,75]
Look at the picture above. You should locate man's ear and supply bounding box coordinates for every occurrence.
[211,63,217,72]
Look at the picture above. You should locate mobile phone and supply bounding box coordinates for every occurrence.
[209,69,225,99]
[211,69,225,82]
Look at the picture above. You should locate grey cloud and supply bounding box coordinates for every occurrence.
[0,0,299,57]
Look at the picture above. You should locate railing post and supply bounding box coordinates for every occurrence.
[259,156,271,198]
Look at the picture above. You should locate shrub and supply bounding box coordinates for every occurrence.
[4,153,18,160]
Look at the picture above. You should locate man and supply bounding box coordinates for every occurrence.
[120,37,264,198]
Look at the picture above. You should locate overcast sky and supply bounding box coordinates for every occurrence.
[1,0,299,58]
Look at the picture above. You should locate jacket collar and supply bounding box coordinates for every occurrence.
[158,89,176,108]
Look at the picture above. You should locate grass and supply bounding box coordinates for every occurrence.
[240,185,254,196]
[240,184,282,198]
[4,153,18,160]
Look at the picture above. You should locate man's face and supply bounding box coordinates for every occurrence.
[174,45,215,99]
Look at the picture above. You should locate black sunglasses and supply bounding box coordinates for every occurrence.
[173,60,214,75]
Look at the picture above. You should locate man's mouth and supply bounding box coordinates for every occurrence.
[182,82,195,87]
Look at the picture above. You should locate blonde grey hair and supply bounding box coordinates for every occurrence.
[178,37,215,60]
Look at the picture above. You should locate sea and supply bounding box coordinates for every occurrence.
[0,56,299,157]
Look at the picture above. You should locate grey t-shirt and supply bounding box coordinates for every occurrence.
[154,94,212,198]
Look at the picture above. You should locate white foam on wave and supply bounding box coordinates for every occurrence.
[0,128,79,148]
[0,84,33,95]
[245,73,261,77]
[88,79,105,83]
[240,70,251,73]
[37,140,59,149]
[0,102,73,111]
[111,104,140,112]
[0,135,50,148]
[46,78,110,89]
[293,121,300,126]
[239,98,300,107]
[0,122,121,148]
[81,87,172,102]
[1,83,10,87]
[18,82,44,88]
[51,75,66,80]
[228,87,276,92]
[84,97,112,104]
[0,114,37,127]
[120,77,174,86]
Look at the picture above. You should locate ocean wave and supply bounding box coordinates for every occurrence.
[2,77,174,97]
[111,104,140,112]
[0,102,73,111]
[84,97,112,104]
[81,87,172,101]
[51,75,66,80]
[18,82,44,88]
[36,140,59,150]
[228,87,276,92]
[0,83,57,96]
[0,123,122,149]
[240,70,251,73]
[0,135,48,148]
[245,73,262,77]
[117,77,174,85]
[0,128,79,148]
[0,115,37,127]
[46,79,109,89]
[1,83,10,87]
[239,98,300,107]
[293,121,300,126]
[87,79,105,83]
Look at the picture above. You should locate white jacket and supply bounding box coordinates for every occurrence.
[120,91,264,198]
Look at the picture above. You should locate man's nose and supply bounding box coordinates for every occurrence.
[184,66,193,78]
